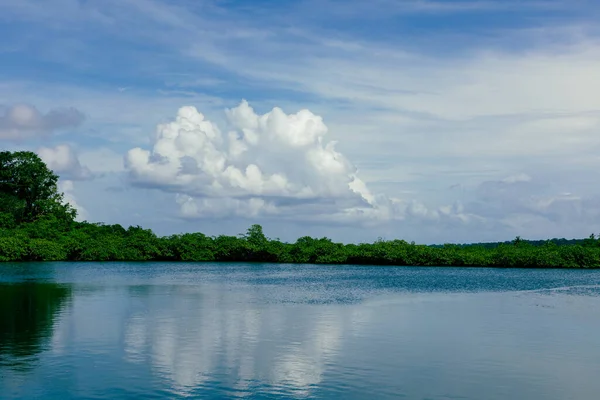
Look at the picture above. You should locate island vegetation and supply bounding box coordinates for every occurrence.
[1,150,600,267]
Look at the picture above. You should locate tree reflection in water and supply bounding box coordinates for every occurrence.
[0,282,71,370]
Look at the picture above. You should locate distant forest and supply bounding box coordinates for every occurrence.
[2,150,600,267]
[432,238,588,249]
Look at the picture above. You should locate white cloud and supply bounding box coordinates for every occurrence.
[176,194,278,219]
[58,179,88,221]
[38,144,92,180]
[124,101,481,226]
[125,101,391,221]
[0,104,84,141]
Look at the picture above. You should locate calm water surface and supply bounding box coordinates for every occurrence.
[2,263,600,399]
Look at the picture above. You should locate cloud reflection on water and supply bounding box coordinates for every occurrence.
[120,284,365,397]
[12,264,600,400]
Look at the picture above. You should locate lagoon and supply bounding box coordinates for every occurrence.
[2,263,600,399]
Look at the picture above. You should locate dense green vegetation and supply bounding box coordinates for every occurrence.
[2,150,600,267]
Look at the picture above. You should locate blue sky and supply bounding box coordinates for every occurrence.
[1,0,600,243]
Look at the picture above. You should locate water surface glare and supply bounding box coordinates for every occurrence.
[1,263,600,399]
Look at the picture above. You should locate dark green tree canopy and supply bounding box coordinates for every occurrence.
[245,224,267,247]
[0,151,76,226]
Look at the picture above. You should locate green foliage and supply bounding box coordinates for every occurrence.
[26,238,68,261]
[1,150,600,267]
[0,236,28,262]
[0,151,76,224]
[166,232,214,261]
[0,216,599,267]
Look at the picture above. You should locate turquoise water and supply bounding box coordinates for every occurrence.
[2,263,600,399]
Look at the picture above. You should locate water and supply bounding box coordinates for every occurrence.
[2,263,600,399]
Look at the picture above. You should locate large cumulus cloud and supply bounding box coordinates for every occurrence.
[125,100,476,224]
[126,101,372,217]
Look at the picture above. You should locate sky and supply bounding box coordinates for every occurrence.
[1,0,600,244]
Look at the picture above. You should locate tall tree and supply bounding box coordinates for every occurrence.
[245,224,267,247]
[0,151,76,225]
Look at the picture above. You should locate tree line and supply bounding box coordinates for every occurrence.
[1,150,600,267]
